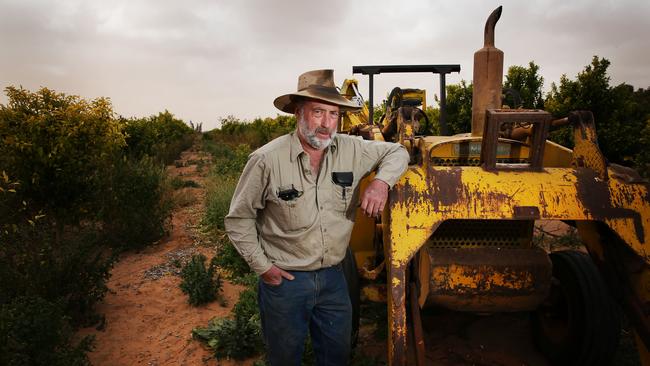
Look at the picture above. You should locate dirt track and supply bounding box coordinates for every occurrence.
[77,148,252,366]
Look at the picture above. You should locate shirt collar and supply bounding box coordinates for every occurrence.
[289,132,304,163]
[289,132,339,163]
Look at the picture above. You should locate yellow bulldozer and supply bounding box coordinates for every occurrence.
[339,6,650,366]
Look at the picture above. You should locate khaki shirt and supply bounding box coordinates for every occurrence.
[224,132,409,274]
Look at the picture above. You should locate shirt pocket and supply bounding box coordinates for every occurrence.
[271,194,312,232]
[332,171,354,215]
[332,184,356,221]
[332,184,352,212]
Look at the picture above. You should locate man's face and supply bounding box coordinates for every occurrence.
[296,100,339,150]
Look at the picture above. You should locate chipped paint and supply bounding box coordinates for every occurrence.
[387,166,650,264]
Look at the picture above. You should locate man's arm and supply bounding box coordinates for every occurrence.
[225,153,295,284]
[358,140,410,217]
[224,154,274,275]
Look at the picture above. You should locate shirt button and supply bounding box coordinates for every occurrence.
[319,206,323,210]
[323,228,327,232]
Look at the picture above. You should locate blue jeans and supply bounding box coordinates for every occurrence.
[258,264,352,366]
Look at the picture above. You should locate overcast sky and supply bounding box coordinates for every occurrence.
[1,0,649,130]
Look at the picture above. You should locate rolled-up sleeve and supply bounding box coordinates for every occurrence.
[224,154,273,275]
[359,140,410,188]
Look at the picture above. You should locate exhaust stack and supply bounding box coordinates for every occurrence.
[471,6,504,136]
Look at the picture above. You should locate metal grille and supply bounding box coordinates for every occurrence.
[427,219,534,248]
[431,157,528,167]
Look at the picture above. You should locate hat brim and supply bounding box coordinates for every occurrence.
[274,88,362,114]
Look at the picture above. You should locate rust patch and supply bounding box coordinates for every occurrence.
[575,167,645,243]
[513,206,540,219]
[388,264,408,366]
[410,166,424,180]
[538,191,549,217]
[424,247,551,312]
[427,167,463,210]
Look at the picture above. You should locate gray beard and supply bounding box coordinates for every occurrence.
[298,117,335,150]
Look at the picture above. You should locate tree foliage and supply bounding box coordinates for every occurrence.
[122,110,194,164]
[545,56,650,171]
[0,296,93,366]
[0,87,124,225]
[0,86,196,364]
[206,114,296,149]
[504,61,544,109]
[423,57,649,174]
[439,80,473,135]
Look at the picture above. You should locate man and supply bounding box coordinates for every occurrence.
[225,69,409,366]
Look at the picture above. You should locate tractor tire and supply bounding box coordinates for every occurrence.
[531,250,620,366]
[342,247,360,348]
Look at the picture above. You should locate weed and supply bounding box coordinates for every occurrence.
[173,189,198,208]
[211,144,251,176]
[180,254,222,306]
[171,177,200,190]
[212,240,252,281]
[203,175,238,231]
[193,287,264,360]
[232,287,258,320]
[196,159,206,172]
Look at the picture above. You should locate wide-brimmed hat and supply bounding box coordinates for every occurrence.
[273,69,362,114]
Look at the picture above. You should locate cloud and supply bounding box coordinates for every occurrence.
[1,0,648,130]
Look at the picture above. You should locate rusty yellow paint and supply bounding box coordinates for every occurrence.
[542,140,573,167]
[387,266,408,366]
[349,174,378,268]
[401,88,427,110]
[387,166,650,265]
[426,137,530,161]
[431,264,532,292]
[339,79,369,132]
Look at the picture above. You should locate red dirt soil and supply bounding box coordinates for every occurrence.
[77,148,254,366]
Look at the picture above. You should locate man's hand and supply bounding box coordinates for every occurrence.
[360,179,389,218]
[260,264,295,286]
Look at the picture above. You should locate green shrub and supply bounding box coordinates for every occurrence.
[95,157,174,250]
[0,221,114,324]
[212,240,252,281]
[203,174,239,231]
[180,254,222,306]
[232,287,258,320]
[192,287,264,360]
[208,143,251,176]
[0,87,196,364]
[171,177,201,190]
[203,115,296,149]
[0,296,94,366]
[0,86,125,226]
[122,110,194,164]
